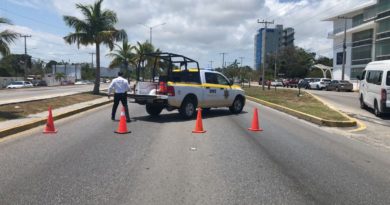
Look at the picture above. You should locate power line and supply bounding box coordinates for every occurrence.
[0,7,65,31]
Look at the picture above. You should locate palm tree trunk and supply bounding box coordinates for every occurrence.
[93,43,101,94]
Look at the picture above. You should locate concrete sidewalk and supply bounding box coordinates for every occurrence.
[0,98,111,138]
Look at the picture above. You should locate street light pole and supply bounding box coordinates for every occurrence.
[338,16,351,81]
[140,23,166,45]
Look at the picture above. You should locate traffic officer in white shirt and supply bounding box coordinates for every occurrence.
[108,72,131,122]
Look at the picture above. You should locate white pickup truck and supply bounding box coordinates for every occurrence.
[129,53,245,118]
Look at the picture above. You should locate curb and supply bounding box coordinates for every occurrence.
[306,92,366,131]
[0,99,112,139]
[246,95,357,127]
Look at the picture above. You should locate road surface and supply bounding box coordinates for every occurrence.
[0,84,109,105]
[0,101,390,204]
[308,90,390,148]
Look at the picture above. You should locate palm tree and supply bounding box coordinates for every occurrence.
[133,41,157,80]
[55,72,65,82]
[106,39,136,80]
[0,17,19,57]
[106,39,136,68]
[63,0,127,94]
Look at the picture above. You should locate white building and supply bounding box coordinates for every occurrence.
[51,64,82,81]
[324,0,390,81]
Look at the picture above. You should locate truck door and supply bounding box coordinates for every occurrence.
[204,72,231,107]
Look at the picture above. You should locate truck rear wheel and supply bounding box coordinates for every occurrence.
[229,96,244,114]
[179,96,197,119]
[146,103,164,116]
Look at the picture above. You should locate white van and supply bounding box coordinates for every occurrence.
[359,60,390,116]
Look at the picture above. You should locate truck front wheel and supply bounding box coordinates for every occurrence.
[146,103,164,117]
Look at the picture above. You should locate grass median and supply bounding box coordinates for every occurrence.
[244,87,348,121]
[0,93,104,121]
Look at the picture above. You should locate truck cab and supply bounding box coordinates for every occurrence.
[129,52,245,118]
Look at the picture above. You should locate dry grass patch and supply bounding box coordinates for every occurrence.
[0,93,103,121]
[244,87,348,121]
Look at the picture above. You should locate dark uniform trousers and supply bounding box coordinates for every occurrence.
[112,92,130,121]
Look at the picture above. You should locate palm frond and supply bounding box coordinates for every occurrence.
[63,16,89,32]
[63,32,92,48]
[0,17,12,25]
[0,30,19,44]
[0,40,11,56]
[108,57,123,69]
[75,3,93,20]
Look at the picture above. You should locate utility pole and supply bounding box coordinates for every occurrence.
[274,52,278,80]
[20,34,32,55]
[338,16,351,81]
[258,19,274,90]
[20,34,31,80]
[239,57,244,67]
[209,60,213,69]
[89,52,95,68]
[220,52,227,68]
[239,57,244,86]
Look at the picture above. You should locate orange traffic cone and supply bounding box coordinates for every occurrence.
[248,108,263,132]
[192,108,206,133]
[43,106,57,133]
[114,106,131,134]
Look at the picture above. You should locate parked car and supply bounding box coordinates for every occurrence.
[358,60,390,116]
[326,80,353,92]
[74,80,88,85]
[309,78,331,90]
[298,78,314,89]
[61,80,74,85]
[270,80,284,87]
[6,81,34,89]
[32,80,48,87]
[284,79,299,88]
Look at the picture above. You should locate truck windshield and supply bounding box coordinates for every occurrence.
[387,71,390,86]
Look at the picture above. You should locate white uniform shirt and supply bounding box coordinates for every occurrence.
[108,76,130,94]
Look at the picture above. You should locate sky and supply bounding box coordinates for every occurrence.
[0,0,372,68]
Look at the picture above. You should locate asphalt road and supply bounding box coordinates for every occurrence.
[307,89,390,148]
[0,84,109,105]
[1,101,390,204]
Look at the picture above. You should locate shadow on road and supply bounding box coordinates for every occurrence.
[133,109,248,123]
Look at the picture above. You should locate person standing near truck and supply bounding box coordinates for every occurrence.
[108,71,131,122]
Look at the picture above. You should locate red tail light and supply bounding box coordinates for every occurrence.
[167,86,175,96]
[158,82,167,94]
[381,89,387,103]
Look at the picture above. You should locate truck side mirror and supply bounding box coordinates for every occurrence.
[356,75,361,80]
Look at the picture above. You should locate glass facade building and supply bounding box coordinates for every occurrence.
[254,25,294,70]
[326,0,390,80]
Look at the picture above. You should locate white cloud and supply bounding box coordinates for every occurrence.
[6,0,367,68]
[5,24,94,63]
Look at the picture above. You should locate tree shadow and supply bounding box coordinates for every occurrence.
[0,111,24,120]
[133,109,248,123]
